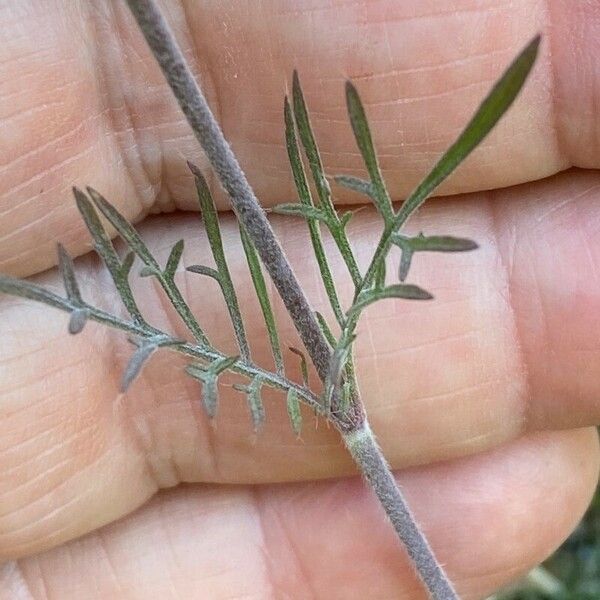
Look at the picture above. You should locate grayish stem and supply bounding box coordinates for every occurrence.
[344,424,459,600]
[122,1,454,596]
[125,0,335,390]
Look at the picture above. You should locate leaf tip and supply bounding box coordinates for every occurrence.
[85,186,102,203]
[72,186,90,209]
[139,266,158,278]
[187,160,202,178]
[527,33,542,54]
[72,186,85,199]
[292,68,300,88]
[68,308,88,335]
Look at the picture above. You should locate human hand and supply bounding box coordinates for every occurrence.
[1,2,599,598]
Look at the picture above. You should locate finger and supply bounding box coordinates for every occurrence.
[4,429,598,598]
[1,0,599,275]
[2,169,600,559]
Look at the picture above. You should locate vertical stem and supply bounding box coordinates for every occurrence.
[343,422,459,600]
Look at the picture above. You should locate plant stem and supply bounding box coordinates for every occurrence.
[123,1,455,596]
[343,423,459,600]
[125,0,334,388]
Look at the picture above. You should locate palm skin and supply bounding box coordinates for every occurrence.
[1,1,600,598]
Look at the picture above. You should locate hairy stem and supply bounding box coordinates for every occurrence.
[123,1,454,596]
[343,424,459,600]
[125,0,334,388]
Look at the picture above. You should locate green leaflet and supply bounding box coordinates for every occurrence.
[87,187,160,271]
[392,233,479,253]
[291,74,362,288]
[392,233,479,281]
[188,366,219,418]
[186,355,239,418]
[374,258,387,290]
[121,343,157,392]
[345,82,394,221]
[121,251,136,278]
[289,347,309,388]
[286,388,302,437]
[74,188,145,324]
[57,243,82,303]
[188,163,250,361]
[284,96,345,325]
[186,264,220,281]
[57,243,89,334]
[333,175,376,201]
[165,239,185,279]
[315,312,337,348]
[291,71,335,215]
[271,203,329,223]
[0,275,72,312]
[393,35,540,232]
[347,285,433,319]
[323,331,355,411]
[248,377,265,432]
[398,250,413,284]
[234,376,266,431]
[239,226,284,376]
[68,309,89,335]
[121,335,183,392]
